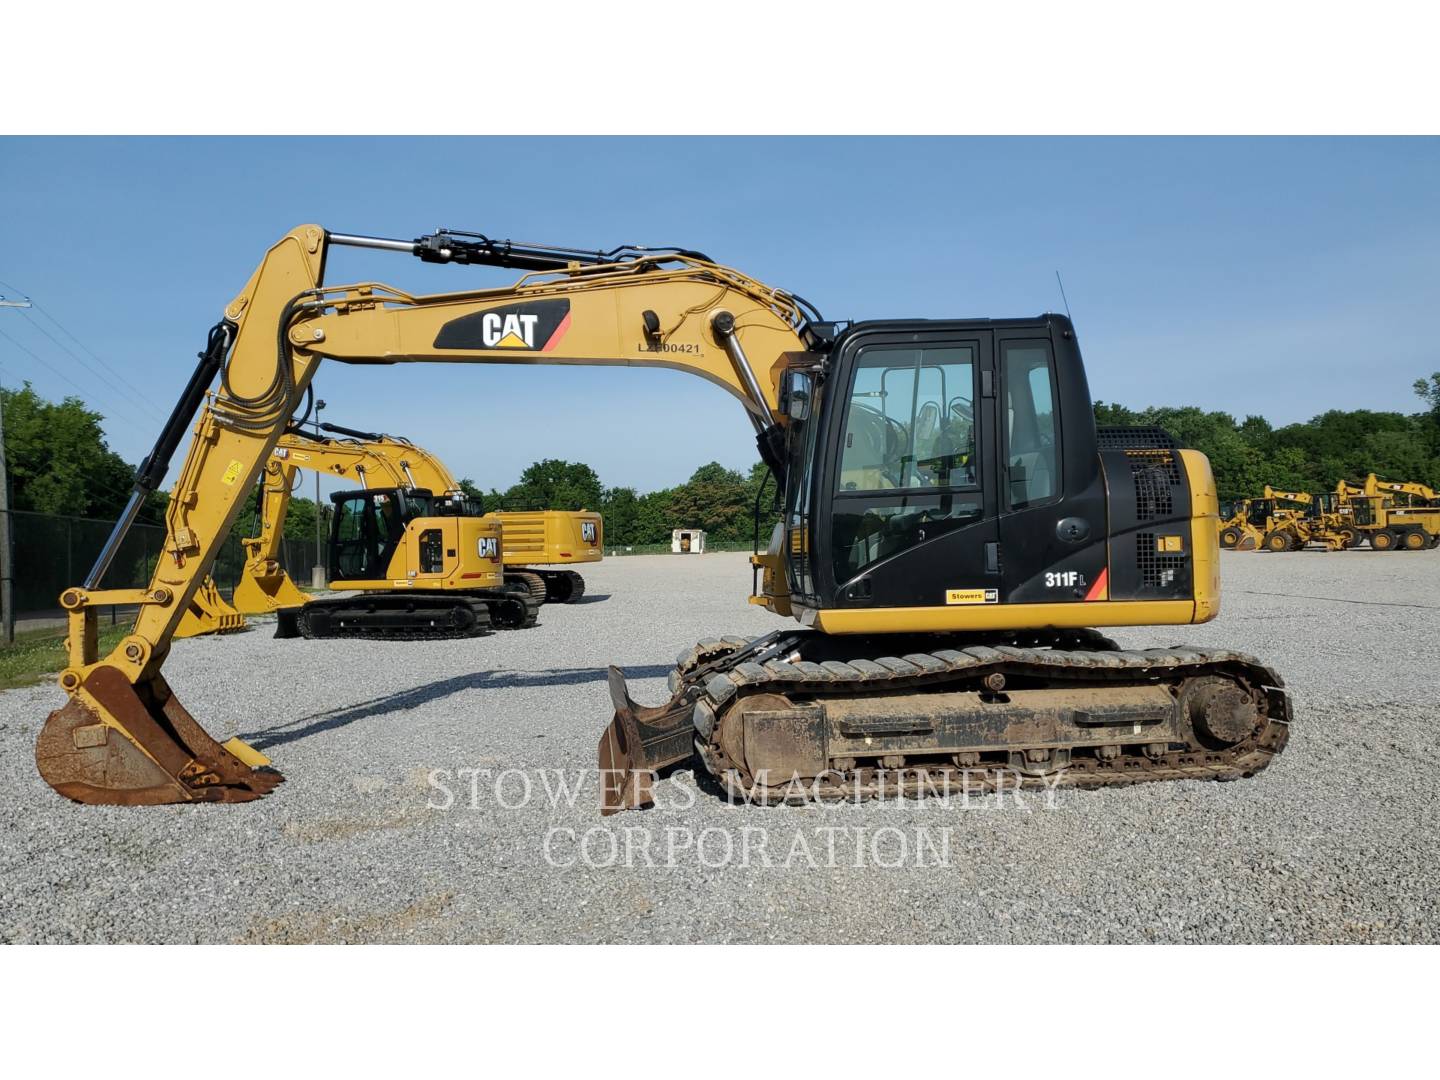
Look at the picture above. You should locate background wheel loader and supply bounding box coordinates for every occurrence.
[36,225,1289,808]
[1218,498,1258,549]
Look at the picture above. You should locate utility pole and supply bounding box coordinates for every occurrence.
[312,398,326,588]
[0,293,32,643]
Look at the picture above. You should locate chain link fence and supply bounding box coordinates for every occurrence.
[5,509,321,633]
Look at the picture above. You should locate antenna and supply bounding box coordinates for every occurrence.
[1054,271,1073,322]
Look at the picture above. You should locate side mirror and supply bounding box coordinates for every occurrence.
[781,370,812,421]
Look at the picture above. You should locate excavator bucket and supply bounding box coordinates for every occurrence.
[174,577,248,638]
[232,564,309,616]
[37,664,282,805]
[599,666,696,814]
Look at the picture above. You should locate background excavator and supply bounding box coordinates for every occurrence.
[227,422,602,626]
[306,421,602,605]
[175,424,604,639]
[173,578,249,638]
[37,225,1289,809]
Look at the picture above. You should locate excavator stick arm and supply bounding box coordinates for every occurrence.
[41,226,329,804]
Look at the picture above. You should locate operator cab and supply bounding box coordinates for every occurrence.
[1246,499,1274,529]
[329,487,435,580]
[777,314,1191,614]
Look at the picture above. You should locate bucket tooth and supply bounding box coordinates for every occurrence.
[174,577,248,638]
[37,664,282,806]
[598,666,695,815]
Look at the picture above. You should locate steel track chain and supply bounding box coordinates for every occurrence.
[667,631,1290,804]
[296,590,538,640]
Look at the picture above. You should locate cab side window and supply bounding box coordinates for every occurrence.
[1002,341,1059,508]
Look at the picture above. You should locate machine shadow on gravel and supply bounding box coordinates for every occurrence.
[242,664,675,750]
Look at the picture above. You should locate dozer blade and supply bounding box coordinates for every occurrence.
[598,665,695,815]
[37,664,283,806]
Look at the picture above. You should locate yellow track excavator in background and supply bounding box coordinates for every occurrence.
[256,428,538,638]
[306,421,602,604]
[38,225,1289,808]
[220,423,601,632]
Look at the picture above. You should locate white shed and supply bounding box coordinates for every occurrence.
[671,529,707,554]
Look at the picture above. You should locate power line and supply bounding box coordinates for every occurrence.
[0,277,167,423]
[0,323,157,432]
[29,300,166,417]
[17,308,166,423]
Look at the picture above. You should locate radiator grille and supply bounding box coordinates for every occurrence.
[1097,426,1180,451]
[1135,531,1187,589]
[1128,451,1181,520]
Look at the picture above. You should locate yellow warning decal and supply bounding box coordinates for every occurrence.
[220,459,244,486]
[946,588,999,605]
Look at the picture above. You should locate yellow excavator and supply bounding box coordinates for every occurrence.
[37,225,1289,808]
[307,421,602,604]
[223,423,602,628]
[222,423,537,636]
[1365,474,1440,506]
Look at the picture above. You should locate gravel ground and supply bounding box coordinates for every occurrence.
[2,549,1437,944]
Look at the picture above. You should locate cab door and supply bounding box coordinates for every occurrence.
[995,331,1108,603]
[405,517,455,587]
[817,327,1001,608]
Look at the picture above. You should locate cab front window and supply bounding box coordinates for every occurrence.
[836,345,977,493]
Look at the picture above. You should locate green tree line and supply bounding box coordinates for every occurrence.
[0,382,324,537]
[1097,372,1440,502]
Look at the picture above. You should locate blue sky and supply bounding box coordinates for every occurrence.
[0,137,1436,499]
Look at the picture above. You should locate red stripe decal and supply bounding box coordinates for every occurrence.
[1083,567,1108,601]
[541,312,571,352]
